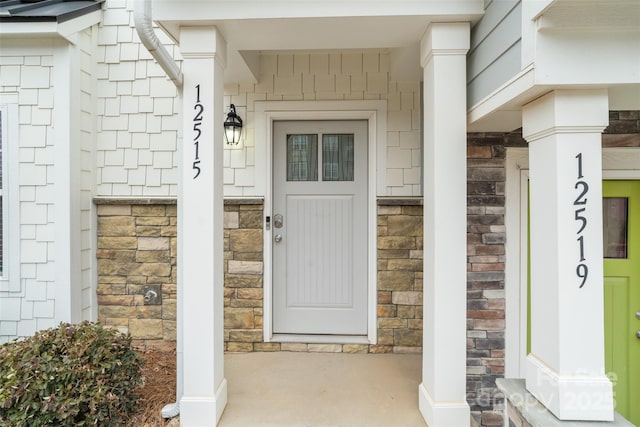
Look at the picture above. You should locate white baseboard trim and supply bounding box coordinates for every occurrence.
[418,382,471,427]
[525,354,614,421]
[179,378,228,426]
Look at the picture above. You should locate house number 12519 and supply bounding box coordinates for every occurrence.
[192,84,203,179]
[574,152,589,288]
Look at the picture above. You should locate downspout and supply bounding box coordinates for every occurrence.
[133,0,183,88]
[133,0,183,420]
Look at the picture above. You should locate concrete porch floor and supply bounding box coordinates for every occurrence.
[218,352,428,427]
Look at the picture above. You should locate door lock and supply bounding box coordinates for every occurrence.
[636,311,640,320]
[274,234,282,243]
[274,214,283,228]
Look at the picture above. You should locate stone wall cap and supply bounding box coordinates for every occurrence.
[496,378,634,427]
[224,197,264,205]
[94,197,265,205]
[377,197,423,206]
[94,197,177,205]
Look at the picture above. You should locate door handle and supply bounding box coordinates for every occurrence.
[636,330,640,340]
[274,234,282,243]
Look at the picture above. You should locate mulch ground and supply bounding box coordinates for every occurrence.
[125,347,178,426]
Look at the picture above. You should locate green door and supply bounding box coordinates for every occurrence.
[603,180,640,425]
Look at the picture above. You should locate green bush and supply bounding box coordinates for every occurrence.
[0,321,144,427]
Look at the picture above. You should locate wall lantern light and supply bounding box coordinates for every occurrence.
[224,104,243,145]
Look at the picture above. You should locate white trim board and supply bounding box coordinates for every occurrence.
[255,100,387,345]
[0,97,21,293]
[504,147,640,379]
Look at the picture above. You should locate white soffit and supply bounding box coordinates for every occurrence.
[535,0,640,31]
[153,0,484,83]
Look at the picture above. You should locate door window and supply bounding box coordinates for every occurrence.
[286,134,318,181]
[603,197,628,259]
[286,133,356,182]
[322,134,354,181]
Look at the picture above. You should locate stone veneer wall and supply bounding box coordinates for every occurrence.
[96,199,424,354]
[375,203,423,353]
[466,131,526,427]
[96,203,177,350]
[223,202,268,351]
[223,200,424,353]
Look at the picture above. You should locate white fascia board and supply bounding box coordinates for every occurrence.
[531,0,558,21]
[0,37,55,55]
[57,10,102,42]
[0,10,100,45]
[153,0,484,22]
[467,66,545,132]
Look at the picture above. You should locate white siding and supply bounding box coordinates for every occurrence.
[224,53,421,197]
[467,0,522,107]
[95,0,180,197]
[0,29,98,341]
[0,50,58,342]
[94,2,422,197]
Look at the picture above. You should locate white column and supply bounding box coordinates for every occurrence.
[53,40,82,324]
[178,26,227,426]
[523,89,613,421]
[419,22,471,427]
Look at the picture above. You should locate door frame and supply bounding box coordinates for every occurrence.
[255,100,387,344]
[505,147,640,378]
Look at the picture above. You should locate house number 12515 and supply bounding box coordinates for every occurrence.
[192,84,203,179]
[574,152,589,288]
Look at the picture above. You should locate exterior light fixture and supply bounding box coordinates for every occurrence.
[224,104,243,145]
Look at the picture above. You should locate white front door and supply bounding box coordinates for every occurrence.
[272,120,368,335]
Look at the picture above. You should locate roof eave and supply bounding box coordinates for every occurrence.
[0,9,101,43]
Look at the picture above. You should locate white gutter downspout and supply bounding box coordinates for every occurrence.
[133,0,183,420]
[133,0,183,88]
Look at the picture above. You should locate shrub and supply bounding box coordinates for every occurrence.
[0,321,144,426]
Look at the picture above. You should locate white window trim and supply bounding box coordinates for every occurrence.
[0,97,21,292]
[505,147,640,379]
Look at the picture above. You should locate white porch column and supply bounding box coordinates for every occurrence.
[523,89,613,421]
[419,22,471,427]
[178,27,227,426]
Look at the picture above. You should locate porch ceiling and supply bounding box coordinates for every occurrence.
[153,0,485,83]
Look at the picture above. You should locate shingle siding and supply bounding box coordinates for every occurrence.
[94,3,422,197]
[0,51,57,342]
[95,0,179,197]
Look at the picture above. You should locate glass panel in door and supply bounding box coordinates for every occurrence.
[603,197,628,259]
[286,134,317,181]
[322,134,354,181]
